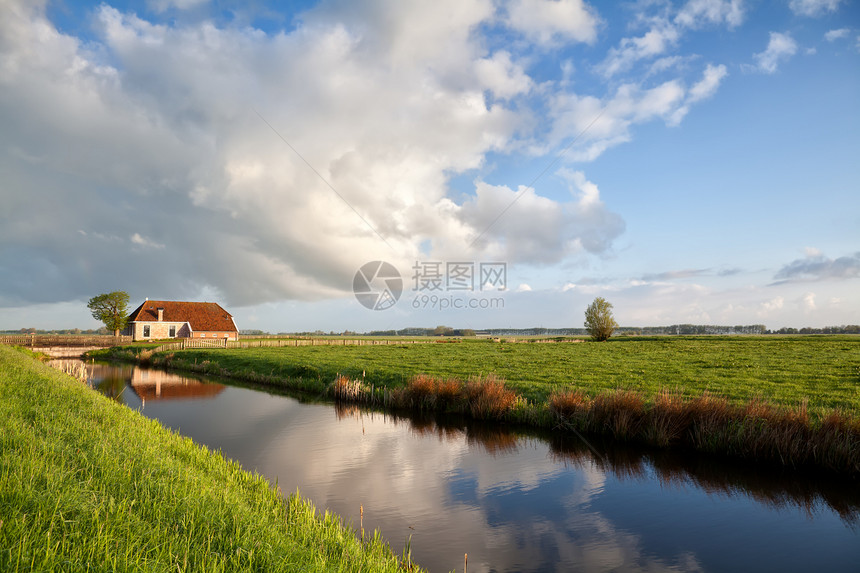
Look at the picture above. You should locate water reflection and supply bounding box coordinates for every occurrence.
[59,361,226,406]
[548,436,860,526]
[337,404,860,526]
[128,368,226,403]
[79,361,860,573]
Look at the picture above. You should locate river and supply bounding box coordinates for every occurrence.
[65,360,860,573]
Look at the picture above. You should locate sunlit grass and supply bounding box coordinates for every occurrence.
[0,345,421,572]
[139,336,860,414]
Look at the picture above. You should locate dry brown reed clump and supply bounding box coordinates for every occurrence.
[434,377,464,409]
[643,389,691,447]
[589,390,646,440]
[548,389,590,421]
[464,374,518,420]
[401,374,518,419]
[405,374,464,410]
[548,387,860,475]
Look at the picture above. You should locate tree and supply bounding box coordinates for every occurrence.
[584,297,618,341]
[87,291,130,336]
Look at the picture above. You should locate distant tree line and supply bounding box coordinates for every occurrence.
[767,325,860,335]
[10,324,859,337]
[1,328,110,335]
[356,324,860,336]
[626,324,768,335]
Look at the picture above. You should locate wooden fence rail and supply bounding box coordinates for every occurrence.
[0,334,452,354]
[0,334,132,347]
[150,337,437,353]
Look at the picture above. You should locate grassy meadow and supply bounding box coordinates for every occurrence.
[134,336,860,413]
[0,345,422,572]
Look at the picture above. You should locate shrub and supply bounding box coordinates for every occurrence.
[464,374,517,420]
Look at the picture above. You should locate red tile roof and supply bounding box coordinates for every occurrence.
[128,300,237,333]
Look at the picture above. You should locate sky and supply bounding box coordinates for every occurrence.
[1,0,858,333]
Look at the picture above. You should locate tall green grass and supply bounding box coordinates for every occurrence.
[0,345,422,572]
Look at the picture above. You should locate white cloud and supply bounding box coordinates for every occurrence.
[0,0,637,311]
[669,63,728,123]
[597,21,680,78]
[758,296,784,316]
[545,273,860,329]
[789,0,843,17]
[598,0,740,79]
[824,28,850,42]
[0,0,532,306]
[749,32,798,74]
[131,233,165,249]
[516,283,533,292]
[548,64,727,158]
[802,292,816,312]
[474,51,533,99]
[506,0,600,46]
[457,177,625,264]
[688,64,728,102]
[674,0,745,29]
[558,169,600,205]
[0,0,734,315]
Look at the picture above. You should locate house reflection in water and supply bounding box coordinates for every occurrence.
[130,369,226,404]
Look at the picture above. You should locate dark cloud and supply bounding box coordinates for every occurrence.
[717,267,743,277]
[772,252,860,284]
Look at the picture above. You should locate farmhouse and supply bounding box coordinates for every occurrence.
[125,300,239,342]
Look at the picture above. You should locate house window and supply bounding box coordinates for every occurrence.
[143,325,150,338]
[169,325,176,338]
[200,333,206,337]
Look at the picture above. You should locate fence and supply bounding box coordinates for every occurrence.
[0,334,132,347]
[150,337,436,353]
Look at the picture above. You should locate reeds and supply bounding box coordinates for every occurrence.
[550,388,860,475]
[49,359,89,382]
[463,374,518,420]
[331,374,366,402]
[282,372,860,474]
[327,373,519,420]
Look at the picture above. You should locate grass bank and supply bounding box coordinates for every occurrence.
[0,345,423,572]
[91,336,860,475]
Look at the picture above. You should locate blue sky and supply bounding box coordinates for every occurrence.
[1,0,858,332]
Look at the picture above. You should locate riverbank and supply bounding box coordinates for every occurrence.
[0,345,422,572]
[89,337,860,476]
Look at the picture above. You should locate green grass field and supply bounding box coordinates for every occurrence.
[0,345,421,572]
[148,336,860,414]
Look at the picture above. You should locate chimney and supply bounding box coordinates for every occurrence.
[157,307,164,322]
